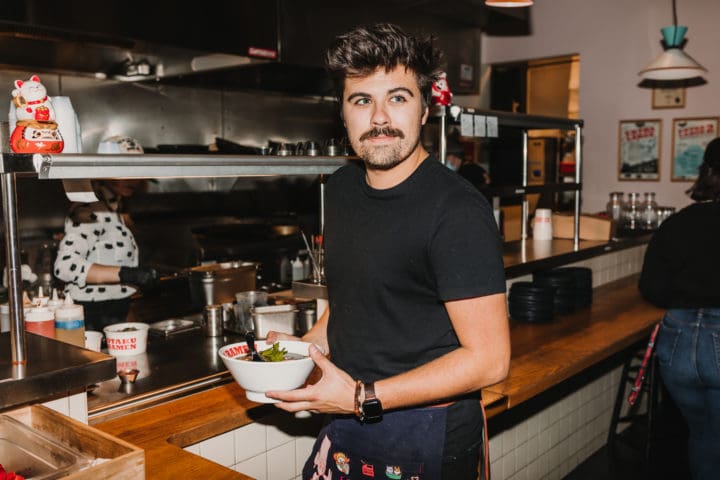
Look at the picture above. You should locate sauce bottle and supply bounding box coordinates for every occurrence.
[54,294,85,347]
[46,288,63,313]
[25,305,55,338]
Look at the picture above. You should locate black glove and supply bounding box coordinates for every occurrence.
[119,266,159,290]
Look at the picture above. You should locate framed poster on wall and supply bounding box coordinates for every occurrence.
[671,117,719,181]
[652,87,686,109]
[618,119,662,181]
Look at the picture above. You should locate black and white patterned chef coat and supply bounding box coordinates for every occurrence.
[54,185,138,302]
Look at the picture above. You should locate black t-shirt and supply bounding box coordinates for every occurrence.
[639,201,720,308]
[324,155,506,383]
[457,163,488,189]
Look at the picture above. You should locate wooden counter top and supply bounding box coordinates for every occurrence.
[484,274,664,409]
[96,274,663,479]
[96,381,263,479]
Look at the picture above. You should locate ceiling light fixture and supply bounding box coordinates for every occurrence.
[639,0,706,81]
[485,0,533,7]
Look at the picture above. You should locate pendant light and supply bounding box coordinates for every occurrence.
[639,0,706,81]
[485,0,533,7]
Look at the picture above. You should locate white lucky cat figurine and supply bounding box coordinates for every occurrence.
[12,74,56,123]
[9,75,63,153]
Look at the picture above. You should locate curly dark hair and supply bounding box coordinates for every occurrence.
[324,23,444,108]
[687,137,720,202]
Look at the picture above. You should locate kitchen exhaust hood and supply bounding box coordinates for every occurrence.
[0,0,527,95]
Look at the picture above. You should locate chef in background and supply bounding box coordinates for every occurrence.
[54,137,158,331]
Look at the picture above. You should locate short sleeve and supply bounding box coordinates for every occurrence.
[429,191,506,301]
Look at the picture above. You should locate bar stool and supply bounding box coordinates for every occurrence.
[607,326,661,467]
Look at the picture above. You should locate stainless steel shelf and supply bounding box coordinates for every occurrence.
[430,105,583,130]
[24,154,351,179]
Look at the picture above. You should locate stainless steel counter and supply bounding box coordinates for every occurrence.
[0,332,116,411]
[87,322,245,424]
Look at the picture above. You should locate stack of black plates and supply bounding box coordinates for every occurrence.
[508,282,556,323]
[533,269,578,314]
[554,267,593,308]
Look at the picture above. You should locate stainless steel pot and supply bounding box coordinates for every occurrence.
[188,261,258,307]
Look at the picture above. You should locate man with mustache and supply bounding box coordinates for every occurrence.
[267,23,510,479]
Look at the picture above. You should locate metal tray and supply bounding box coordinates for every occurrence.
[149,319,200,338]
[0,414,89,479]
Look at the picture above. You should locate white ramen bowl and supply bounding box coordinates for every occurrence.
[103,322,149,356]
[218,340,316,403]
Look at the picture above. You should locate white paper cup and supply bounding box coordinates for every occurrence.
[84,330,103,352]
[533,209,553,240]
[103,322,149,356]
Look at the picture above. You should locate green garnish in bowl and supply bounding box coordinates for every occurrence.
[260,342,289,362]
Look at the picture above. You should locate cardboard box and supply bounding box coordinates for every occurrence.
[6,405,144,479]
[552,212,615,241]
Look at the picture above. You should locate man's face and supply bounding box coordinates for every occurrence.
[342,66,428,171]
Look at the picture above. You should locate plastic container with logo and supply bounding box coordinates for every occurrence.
[25,305,55,338]
[54,294,85,347]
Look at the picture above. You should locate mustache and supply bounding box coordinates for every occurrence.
[359,127,405,141]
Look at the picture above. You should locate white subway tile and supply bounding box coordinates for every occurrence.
[295,436,316,474]
[491,458,504,480]
[68,392,88,424]
[526,412,540,438]
[538,409,550,433]
[538,451,550,478]
[42,397,69,416]
[515,420,529,446]
[502,426,517,456]
[516,439,529,469]
[502,450,516,478]
[236,453,267,480]
[545,465,560,480]
[184,443,200,455]
[199,430,235,467]
[559,458,570,478]
[235,422,268,463]
[527,458,539,480]
[266,417,295,449]
[267,441,296,480]
[527,434,539,461]
[489,433,503,462]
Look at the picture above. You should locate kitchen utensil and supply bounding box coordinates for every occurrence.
[251,304,298,339]
[245,331,264,362]
[188,261,258,308]
[117,368,139,384]
[304,141,321,156]
[203,304,224,337]
[301,231,321,282]
[148,318,198,338]
[218,340,317,403]
[298,308,316,335]
[232,290,269,334]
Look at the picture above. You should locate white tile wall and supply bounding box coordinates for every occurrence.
[42,391,88,423]
[186,410,322,480]
[186,246,648,480]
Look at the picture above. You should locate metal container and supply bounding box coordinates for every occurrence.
[188,261,258,308]
[203,305,224,337]
[251,304,298,339]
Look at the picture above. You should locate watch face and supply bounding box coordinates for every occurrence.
[363,398,383,422]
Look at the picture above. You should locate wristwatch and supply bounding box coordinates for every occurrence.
[361,382,383,423]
